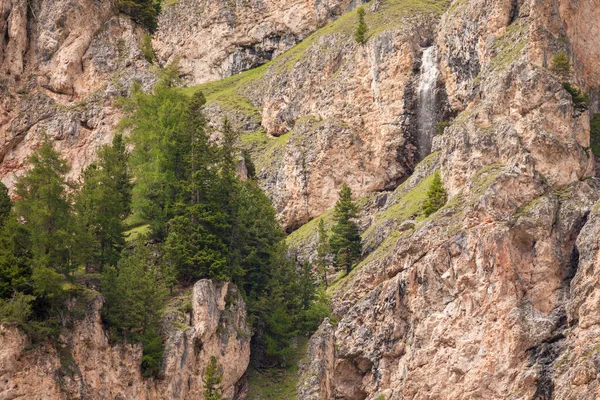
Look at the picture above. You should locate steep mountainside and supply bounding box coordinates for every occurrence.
[1,0,600,399]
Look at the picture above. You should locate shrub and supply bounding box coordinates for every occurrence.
[141,33,154,63]
[354,8,368,45]
[563,82,590,111]
[551,51,570,79]
[117,0,161,33]
[422,171,447,217]
[436,121,451,135]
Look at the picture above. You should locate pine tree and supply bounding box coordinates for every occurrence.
[0,182,11,225]
[354,7,368,45]
[76,135,132,270]
[14,139,79,275]
[101,243,167,376]
[329,184,362,275]
[298,261,317,311]
[422,171,447,217]
[0,215,32,299]
[315,218,331,287]
[203,356,224,400]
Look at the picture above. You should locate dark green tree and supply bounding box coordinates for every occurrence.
[422,171,447,217]
[14,139,79,276]
[203,356,224,400]
[0,215,32,299]
[354,7,368,45]
[101,243,167,376]
[76,135,131,270]
[329,184,362,275]
[315,218,331,287]
[0,182,11,225]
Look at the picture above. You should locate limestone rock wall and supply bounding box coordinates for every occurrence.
[297,0,600,398]
[0,280,250,400]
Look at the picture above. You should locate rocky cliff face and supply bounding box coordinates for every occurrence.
[153,0,362,85]
[2,0,600,398]
[0,0,154,187]
[294,0,600,398]
[0,280,250,399]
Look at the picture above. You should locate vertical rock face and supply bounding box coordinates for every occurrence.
[153,0,362,85]
[0,280,250,400]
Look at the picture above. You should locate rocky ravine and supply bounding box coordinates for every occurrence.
[0,280,250,399]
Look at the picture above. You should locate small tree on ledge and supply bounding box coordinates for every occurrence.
[422,171,447,217]
[329,184,362,275]
[354,7,368,45]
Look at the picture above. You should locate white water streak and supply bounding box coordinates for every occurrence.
[417,46,439,159]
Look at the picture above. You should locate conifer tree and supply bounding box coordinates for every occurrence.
[354,7,368,45]
[422,171,447,217]
[315,218,331,287]
[76,134,131,270]
[551,51,571,80]
[0,182,11,225]
[14,139,79,275]
[203,356,224,400]
[329,184,362,275]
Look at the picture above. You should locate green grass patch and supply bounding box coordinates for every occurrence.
[246,337,308,400]
[361,172,436,241]
[181,62,270,119]
[124,224,150,242]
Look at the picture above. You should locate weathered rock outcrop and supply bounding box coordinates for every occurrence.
[0,280,250,399]
[0,0,155,187]
[153,0,362,85]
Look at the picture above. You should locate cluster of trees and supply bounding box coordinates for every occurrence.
[0,133,132,342]
[0,67,333,377]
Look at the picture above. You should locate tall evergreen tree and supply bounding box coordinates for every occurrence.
[125,76,191,239]
[101,243,167,376]
[422,171,447,217]
[0,182,11,225]
[315,218,331,287]
[14,139,79,275]
[76,135,131,270]
[329,184,362,275]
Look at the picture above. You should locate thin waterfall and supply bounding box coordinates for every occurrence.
[416,46,440,160]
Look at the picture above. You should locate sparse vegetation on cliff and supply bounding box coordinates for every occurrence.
[422,170,447,216]
[354,8,368,44]
[117,0,161,32]
[551,51,571,79]
[329,184,362,275]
